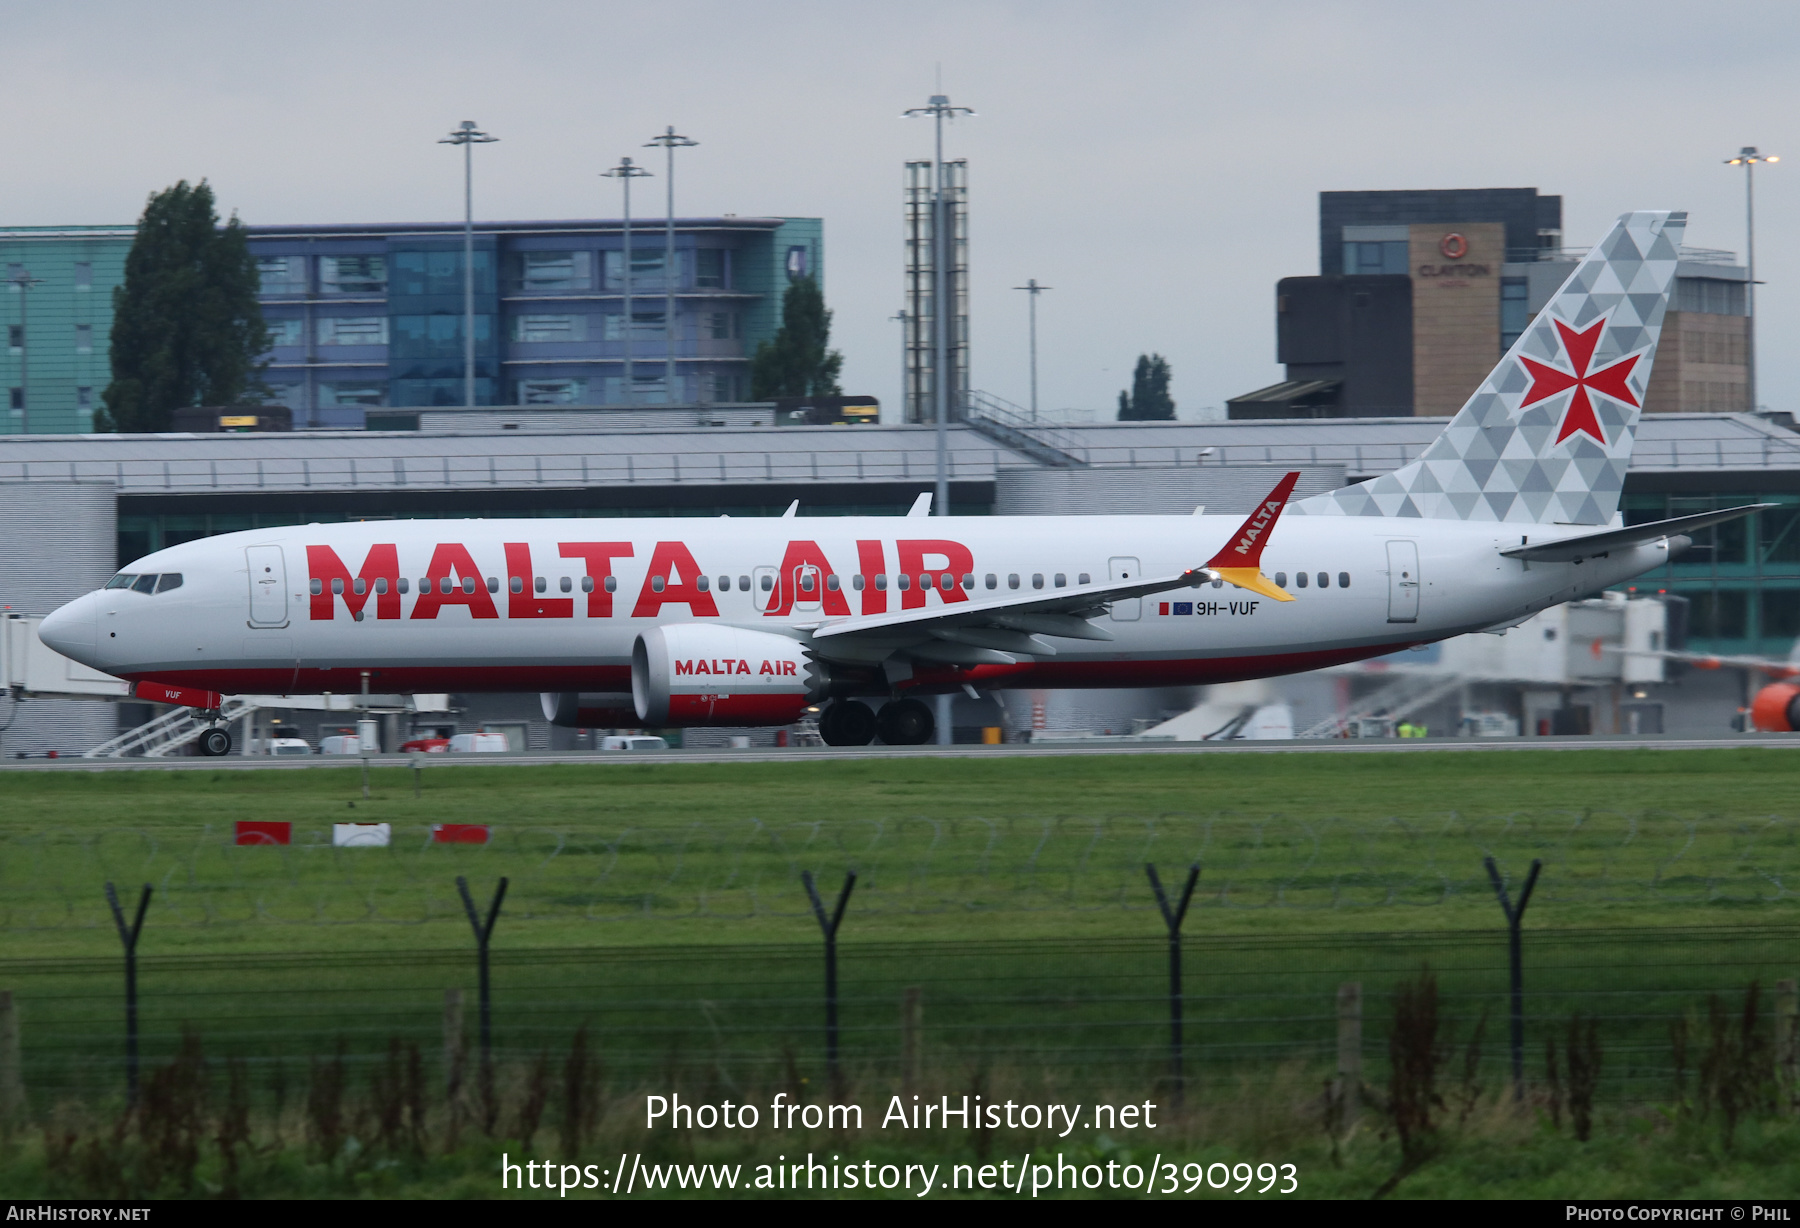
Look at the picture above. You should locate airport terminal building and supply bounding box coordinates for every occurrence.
[4,408,1800,754]
[0,215,824,433]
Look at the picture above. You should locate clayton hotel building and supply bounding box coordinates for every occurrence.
[1230,188,1751,419]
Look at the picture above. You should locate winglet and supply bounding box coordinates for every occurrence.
[1203,471,1300,602]
[906,492,932,518]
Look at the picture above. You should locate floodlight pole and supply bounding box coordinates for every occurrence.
[439,121,497,410]
[646,127,698,404]
[1725,147,1777,413]
[904,93,973,748]
[1483,856,1542,1101]
[903,92,974,518]
[1014,279,1052,421]
[604,157,653,405]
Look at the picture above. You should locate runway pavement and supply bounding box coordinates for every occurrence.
[3,734,1795,771]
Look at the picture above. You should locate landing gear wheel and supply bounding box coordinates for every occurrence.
[820,700,877,747]
[198,728,232,757]
[875,697,935,746]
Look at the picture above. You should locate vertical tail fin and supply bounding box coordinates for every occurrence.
[1297,210,1688,525]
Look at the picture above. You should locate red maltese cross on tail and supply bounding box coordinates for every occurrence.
[1518,315,1643,446]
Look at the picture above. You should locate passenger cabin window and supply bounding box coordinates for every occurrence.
[352,578,366,595]
[510,576,524,593]
[1078,572,1090,585]
[852,575,865,591]
[1054,573,1066,588]
[827,574,841,591]
[759,575,773,591]
[1274,572,1287,587]
[309,578,324,596]
[651,576,666,593]
[897,575,911,591]
[1339,572,1351,588]
[736,575,748,591]
[1295,572,1308,588]
[1008,574,1020,590]
[398,578,410,594]
[581,577,594,592]
[1317,572,1329,589]
[1032,574,1044,590]
[717,575,731,591]
[559,576,572,593]
[961,573,974,589]
[486,577,499,593]
[875,575,888,591]
[697,576,710,592]
[604,577,618,593]
[985,574,996,589]
[374,578,388,595]
[330,579,345,595]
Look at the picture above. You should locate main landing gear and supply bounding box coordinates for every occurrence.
[197,727,233,756]
[817,698,936,747]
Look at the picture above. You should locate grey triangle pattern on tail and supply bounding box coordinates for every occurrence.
[1295,210,1687,525]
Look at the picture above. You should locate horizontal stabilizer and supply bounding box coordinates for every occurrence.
[1500,503,1772,562]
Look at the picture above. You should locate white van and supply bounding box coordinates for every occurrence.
[449,732,510,753]
[601,735,668,751]
[319,735,364,755]
[252,737,313,756]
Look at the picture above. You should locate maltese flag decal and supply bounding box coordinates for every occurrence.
[1517,315,1645,446]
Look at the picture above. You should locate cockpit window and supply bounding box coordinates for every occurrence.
[105,574,136,590]
[155,573,183,593]
[131,574,158,594]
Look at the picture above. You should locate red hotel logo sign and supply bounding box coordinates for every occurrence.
[1418,231,1490,280]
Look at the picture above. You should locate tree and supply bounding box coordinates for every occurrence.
[99,180,269,432]
[1116,353,1175,421]
[749,276,843,400]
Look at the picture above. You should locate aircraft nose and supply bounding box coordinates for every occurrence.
[38,593,99,663]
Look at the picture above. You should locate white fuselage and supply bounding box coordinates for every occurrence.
[39,512,1672,705]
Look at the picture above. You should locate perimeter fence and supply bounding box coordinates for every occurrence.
[2,925,1797,1113]
[4,809,1800,931]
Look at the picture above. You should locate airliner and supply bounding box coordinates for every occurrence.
[39,210,1764,751]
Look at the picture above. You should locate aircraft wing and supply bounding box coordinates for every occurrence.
[1500,504,1773,563]
[802,473,1301,667]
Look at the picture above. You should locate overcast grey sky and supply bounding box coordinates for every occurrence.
[3,1,1794,420]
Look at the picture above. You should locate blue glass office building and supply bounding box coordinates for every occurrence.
[0,215,822,431]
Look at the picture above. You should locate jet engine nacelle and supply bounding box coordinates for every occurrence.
[1750,682,1800,732]
[631,625,825,726]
